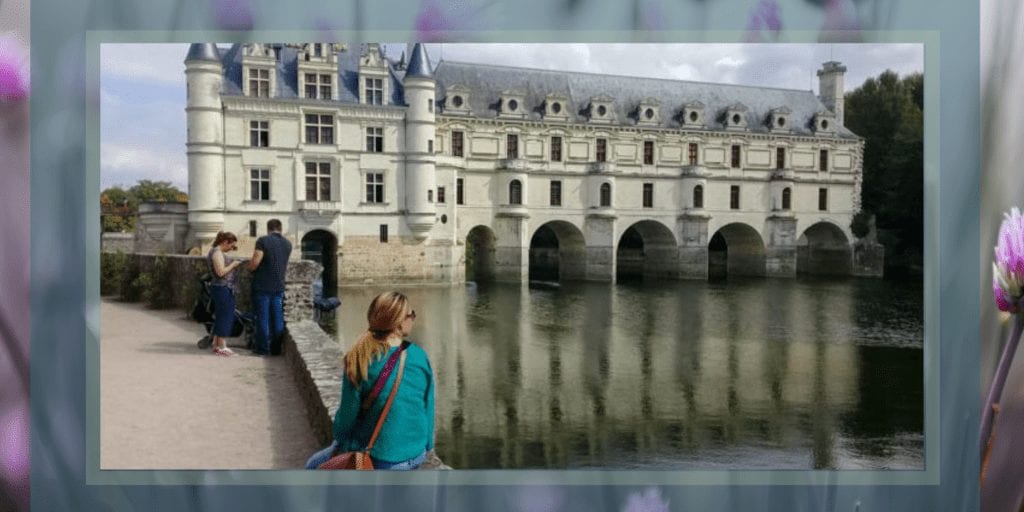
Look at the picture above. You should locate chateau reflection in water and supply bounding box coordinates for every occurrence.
[331,278,923,469]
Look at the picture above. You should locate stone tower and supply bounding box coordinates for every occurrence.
[817,61,847,126]
[402,43,437,240]
[184,43,225,249]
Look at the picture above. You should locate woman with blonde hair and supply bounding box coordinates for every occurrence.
[305,291,435,470]
[207,231,243,356]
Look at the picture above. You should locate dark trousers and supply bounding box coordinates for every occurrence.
[252,290,284,354]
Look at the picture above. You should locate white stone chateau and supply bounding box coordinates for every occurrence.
[182,42,881,285]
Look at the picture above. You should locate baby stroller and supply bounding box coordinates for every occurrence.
[190,273,255,350]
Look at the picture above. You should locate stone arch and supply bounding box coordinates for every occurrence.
[797,221,852,275]
[529,220,587,282]
[466,225,498,283]
[301,229,338,293]
[708,223,766,279]
[616,220,678,281]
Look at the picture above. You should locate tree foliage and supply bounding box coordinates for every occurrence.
[100,180,187,233]
[845,70,923,274]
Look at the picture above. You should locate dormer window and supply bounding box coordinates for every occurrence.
[724,103,748,130]
[813,111,836,133]
[444,85,472,115]
[769,107,791,133]
[358,43,389,106]
[636,99,660,126]
[544,94,569,120]
[498,91,526,118]
[242,44,276,98]
[681,101,705,127]
[588,96,614,124]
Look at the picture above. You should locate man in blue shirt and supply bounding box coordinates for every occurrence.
[247,219,292,355]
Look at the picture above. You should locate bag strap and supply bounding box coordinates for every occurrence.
[365,345,409,451]
[359,341,409,413]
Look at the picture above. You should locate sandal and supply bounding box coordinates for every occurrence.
[213,347,236,357]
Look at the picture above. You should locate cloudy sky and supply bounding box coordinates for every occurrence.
[99,42,923,191]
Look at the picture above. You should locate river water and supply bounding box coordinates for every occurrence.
[327,277,923,470]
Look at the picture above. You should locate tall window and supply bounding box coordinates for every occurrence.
[437,186,446,204]
[366,127,384,152]
[551,136,562,162]
[819,188,828,211]
[452,131,464,157]
[642,183,654,208]
[379,224,388,243]
[365,78,383,105]
[366,173,385,203]
[782,187,791,210]
[550,180,562,206]
[305,162,331,201]
[507,134,519,159]
[693,185,703,208]
[428,99,434,113]
[305,114,334,144]
[305,73,331,99]
[250,168,270,201]
[456,178,464,205]
[731,145,741,168]
[643,141,655,165]
[428,140,433,153]
[248,68,270,98]
[596,138,607,162]
[600,183,612,207]
[730,185,740,209]
[776,147,786,169]
[819,149,829,171]
[427,190,434,203]
[688,143,698,165]
[312,44,323,57]
[250,120,269,147]
[509,179,524,204]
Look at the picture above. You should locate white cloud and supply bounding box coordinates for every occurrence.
[100,43,190,86]
[100,142,187,190]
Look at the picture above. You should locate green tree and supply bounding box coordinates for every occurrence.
[845,70,924,274]
[100,180,187,233]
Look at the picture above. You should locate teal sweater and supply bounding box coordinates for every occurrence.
[333,342,435,463]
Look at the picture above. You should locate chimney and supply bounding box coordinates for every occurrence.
[817,61,847,126]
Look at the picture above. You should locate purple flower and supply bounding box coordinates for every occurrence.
[210,0,254,31]
[622,487,670,512]
[0,35,29,102]
[744,0,782,43]
[414,0,488,42]
[821,0,861,32]
[994,208,1024,312]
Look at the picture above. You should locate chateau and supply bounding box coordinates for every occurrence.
[181,42,881,285]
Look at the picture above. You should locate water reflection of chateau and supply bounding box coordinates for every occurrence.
[179,43,883,285]
[428,283,886,470]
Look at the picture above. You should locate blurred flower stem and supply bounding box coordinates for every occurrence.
[980,315,1023,476]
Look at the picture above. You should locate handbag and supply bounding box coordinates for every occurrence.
[319,341,410,470]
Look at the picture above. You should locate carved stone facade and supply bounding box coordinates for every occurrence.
[183,43,880,284]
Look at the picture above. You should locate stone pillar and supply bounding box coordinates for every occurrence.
[765,215,798,277]
[283,260,323,323]
[493,215,528,282]
[678,214,710,279]
[584,215,616,281]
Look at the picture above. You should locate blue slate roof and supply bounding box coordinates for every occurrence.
[207,44,854,139]
[186,43,220,62]
[405,43,433,78]
[432,60,858,138]
[219,44,404,106]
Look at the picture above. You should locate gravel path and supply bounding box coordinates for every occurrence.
[100,298,321,469]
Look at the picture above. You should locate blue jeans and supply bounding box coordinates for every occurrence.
[304,441,426,470]
[252,290,284,354]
